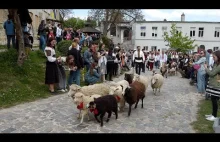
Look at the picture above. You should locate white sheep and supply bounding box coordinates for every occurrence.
[73,92,101,124]
[68,83,110,98]
[109,80,129,112]
[133,74,149,90]
[151,73,164,96]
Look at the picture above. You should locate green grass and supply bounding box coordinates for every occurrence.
[0,45,7,49]
[0,48,90,109]
[191,99,220,133]
[0,49,50,109]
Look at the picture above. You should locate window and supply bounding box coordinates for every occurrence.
[140,32,146,37]
[176,27,182,34]
[214,27,220,37]
[152,27,157,37]
[162,26,167,36]
[198,27,204,37]
[110,24,116,36]
[151,46,157,51]
[190,27,196,37]
[143,46,148,51]
[140,26,146,30]
[213,47,219,51]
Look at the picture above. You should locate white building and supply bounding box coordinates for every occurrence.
[131,13,220,52]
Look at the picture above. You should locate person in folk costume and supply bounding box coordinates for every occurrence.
[44,37,61,94]
[148,51,155,71]
[133,46,145,75]
[159,51,168,69]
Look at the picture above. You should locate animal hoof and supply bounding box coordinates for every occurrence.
[106,119,109,122]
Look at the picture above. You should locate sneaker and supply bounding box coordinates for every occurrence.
[57,89,65,93]
[205,114,213,118]
[65,89,68,92]
[206,116,217,121]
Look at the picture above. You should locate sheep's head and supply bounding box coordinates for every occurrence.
[133,74,140,81]
[109,85,124,96]
[73,92,84,106]
[151,75,159,85]
[68,84,82,97]
[124,86,133,99]
[88,101,96,109]
[124,73,134,84]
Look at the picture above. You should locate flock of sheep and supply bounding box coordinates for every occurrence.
[67,72,164,127]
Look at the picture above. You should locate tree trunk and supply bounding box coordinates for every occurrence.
[103,21,109,36]
[10,9,26,66]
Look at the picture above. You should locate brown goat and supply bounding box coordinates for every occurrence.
[124,81,146,116]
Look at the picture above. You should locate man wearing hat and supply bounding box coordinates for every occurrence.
[24,31,32,59]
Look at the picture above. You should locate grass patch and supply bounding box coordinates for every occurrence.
[0,49,50,109]
[191,99,220,133]
[0,45,7,49]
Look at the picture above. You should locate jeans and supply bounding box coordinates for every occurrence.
[85,64,91,72]
[7,35,15,49]
[197,70,206,93]
[68,69,81,86]
[39,35,46,51]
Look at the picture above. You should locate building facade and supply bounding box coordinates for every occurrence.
[97,21,132,44]
[0,9,61,45]
[131,14,220,52]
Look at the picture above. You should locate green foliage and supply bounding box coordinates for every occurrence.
[0,45,7,49]
[0,49,49,108]
[81,46,88,54]
[163,23,197,53]
[101,36,111,49]
[57,40,72,56]
[63,18,85,29]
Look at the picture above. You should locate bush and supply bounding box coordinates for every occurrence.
[57,40,72,56]
[81,46,88,54]
[101,36,111,49]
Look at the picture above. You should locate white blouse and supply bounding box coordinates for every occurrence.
[44,47,56,62]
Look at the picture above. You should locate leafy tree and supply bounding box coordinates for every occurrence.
[88,9,144,35]
[63,17,85,29]
[163,23,197,53]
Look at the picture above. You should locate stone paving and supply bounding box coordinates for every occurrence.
[0,68,201,133]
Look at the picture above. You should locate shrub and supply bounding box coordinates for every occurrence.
[57,40,72,56]
[101,36,111,49]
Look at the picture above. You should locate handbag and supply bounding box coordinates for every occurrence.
[193,64,200,70]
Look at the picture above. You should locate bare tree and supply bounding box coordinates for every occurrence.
[88,9,144,36]
[57,9,73,21]
[8,9,26,66]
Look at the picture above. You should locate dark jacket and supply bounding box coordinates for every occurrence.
[68,48,84,69]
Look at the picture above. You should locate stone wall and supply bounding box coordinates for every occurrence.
[0,9,9,45]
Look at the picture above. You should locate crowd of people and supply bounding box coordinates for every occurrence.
[3,14,219,123]
[130,45,220,122]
